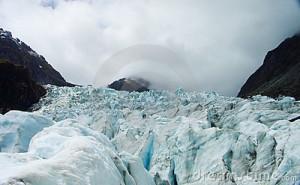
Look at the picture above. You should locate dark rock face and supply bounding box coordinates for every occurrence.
[0,60,46,114]
[0,28,74,87]
[108,78,150,92]
[289,116,300,122]
[238,35,300,100]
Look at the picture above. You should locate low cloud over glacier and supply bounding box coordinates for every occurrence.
[0,0,300,95]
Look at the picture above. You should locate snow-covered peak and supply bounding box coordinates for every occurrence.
[0,28,12,39]
[0,28,73,86]
[0,28,25,48]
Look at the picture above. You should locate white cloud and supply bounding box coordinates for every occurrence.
[0,0,299,95]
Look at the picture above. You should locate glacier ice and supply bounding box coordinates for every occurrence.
[1,85,300,185]
[0,118,155,185]
[0,111,53,153]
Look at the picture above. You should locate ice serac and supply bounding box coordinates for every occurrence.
[1,86,300,185]
[0,111,52,153]
[0,117,155,185]
[30,86,300,185]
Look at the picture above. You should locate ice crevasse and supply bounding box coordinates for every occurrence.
[0,85,300,185]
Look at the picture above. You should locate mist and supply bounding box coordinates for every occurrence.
[0,0,300,95]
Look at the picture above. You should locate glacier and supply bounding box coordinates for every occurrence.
[1,85,300,185]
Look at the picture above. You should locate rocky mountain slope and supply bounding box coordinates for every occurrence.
[0,28,73,87]
[238,35,300,100]
[108,78,150,92]
[1,86,300,185]
[0,60,46,114]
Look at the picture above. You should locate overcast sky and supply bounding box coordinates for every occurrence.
[0,0,300,95]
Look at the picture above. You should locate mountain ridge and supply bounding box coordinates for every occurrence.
[0,28,74,87]
[238,35,300,100]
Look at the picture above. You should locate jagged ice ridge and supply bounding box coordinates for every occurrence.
[1,85,300,185]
